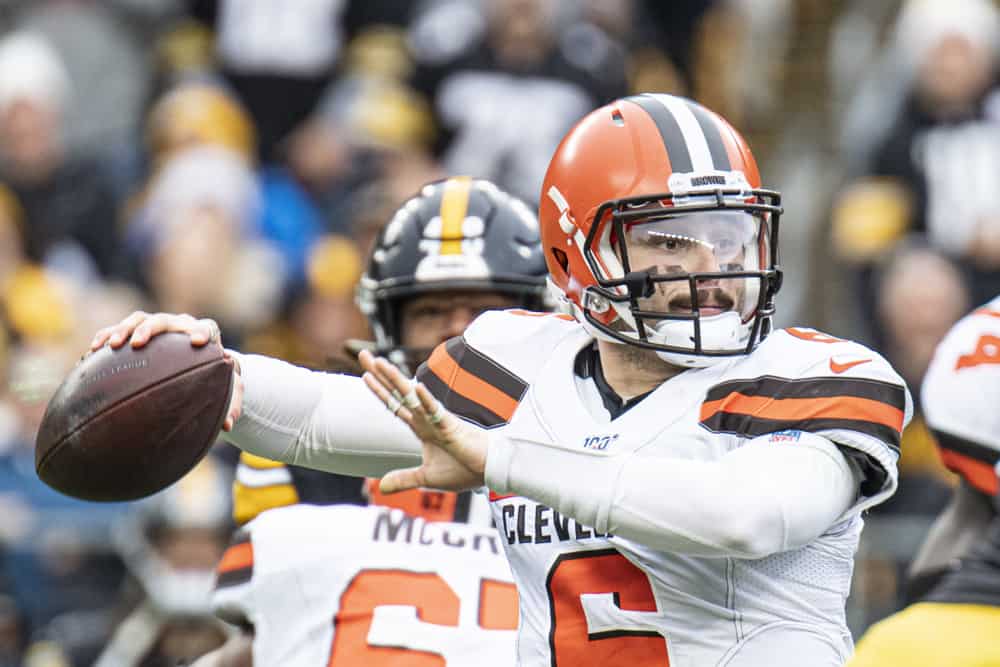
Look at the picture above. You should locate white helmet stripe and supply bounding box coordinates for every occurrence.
[650,94,715,173]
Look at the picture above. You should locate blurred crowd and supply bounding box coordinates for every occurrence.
[0,0,995,664]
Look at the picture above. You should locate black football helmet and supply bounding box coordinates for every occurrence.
[356,176,548,370]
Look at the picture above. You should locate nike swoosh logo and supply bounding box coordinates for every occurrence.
[829,358,872,374]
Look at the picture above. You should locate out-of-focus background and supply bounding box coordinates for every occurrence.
[0,0,993,664]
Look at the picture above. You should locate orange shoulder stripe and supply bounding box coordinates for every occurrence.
[700,393,905,432]
[426,345,520,421]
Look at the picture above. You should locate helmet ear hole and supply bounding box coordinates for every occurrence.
[550,247,569,273]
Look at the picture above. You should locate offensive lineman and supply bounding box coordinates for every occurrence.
[190,176,548,666]
[95,95,911,666]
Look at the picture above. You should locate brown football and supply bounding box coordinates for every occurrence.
[35,333,234,502]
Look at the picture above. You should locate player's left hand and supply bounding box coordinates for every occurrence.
[359,350,487,493]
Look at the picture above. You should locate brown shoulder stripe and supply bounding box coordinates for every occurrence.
[704,376,907,409]
[216,529,253,588]
[700,376,906,451]
[416,336,528,429]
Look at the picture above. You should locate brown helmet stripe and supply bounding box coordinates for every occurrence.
[626,94,693,174]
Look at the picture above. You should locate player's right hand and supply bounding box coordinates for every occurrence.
[90,311,221,350]
[89,311,244,431]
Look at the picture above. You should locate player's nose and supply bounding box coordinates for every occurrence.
[686,244,722,274]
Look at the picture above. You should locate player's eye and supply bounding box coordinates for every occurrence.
[645,233,703,253]
[409,305,449,320]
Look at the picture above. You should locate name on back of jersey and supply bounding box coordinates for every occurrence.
[374,508,503,554]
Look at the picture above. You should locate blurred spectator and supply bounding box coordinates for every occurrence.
[587,0,790,135]
[876,245,970,395]
[186,0,351,164]
[10,0,179,155]
[146,82,256,170]
[0,181,84,347]
[302,26,446,254]
[833,0,914,175]
[0,31,122,279]
[91,456,233,667]
[630,0,716,93]
[869,245,965,513]
[243,234,367,370]
[0,237,149,665]
[0,341,129,665]
[298,235,367,363]
[0,595,23,667]
[833,0,1000,348]
[0,183,26,289]
[128,145,286,344]
[345,176,432,259]
[407,0,627,203]
[136,82,328,302]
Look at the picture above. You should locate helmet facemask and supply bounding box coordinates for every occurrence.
[578,184,783,367]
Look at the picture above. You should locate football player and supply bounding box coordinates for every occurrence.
[96,95,911,666]
[847,298,1000,666]
[190,176,547,666]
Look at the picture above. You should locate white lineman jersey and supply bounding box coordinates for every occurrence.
[415,310,911,667]
[212,504,518,666]
[922,296,1000,496]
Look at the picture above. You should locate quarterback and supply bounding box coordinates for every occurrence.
[94,94,911,666]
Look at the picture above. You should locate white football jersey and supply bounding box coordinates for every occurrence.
[922,296,1000,496]
[212,504,518,666]
[415,310,910,667]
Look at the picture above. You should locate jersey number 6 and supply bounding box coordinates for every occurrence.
[547,549,670,665]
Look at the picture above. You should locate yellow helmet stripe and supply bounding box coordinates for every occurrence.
[439,176,472,255]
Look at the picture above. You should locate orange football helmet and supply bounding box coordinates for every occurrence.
[539,94,783,367]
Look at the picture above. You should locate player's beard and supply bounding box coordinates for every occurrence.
[617,338,684,376]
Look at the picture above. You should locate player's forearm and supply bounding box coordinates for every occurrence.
[222,353,422,476]
[486,433,860,558]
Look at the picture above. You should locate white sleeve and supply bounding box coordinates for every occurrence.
[485,431,862,558]
[221,353,422,477]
